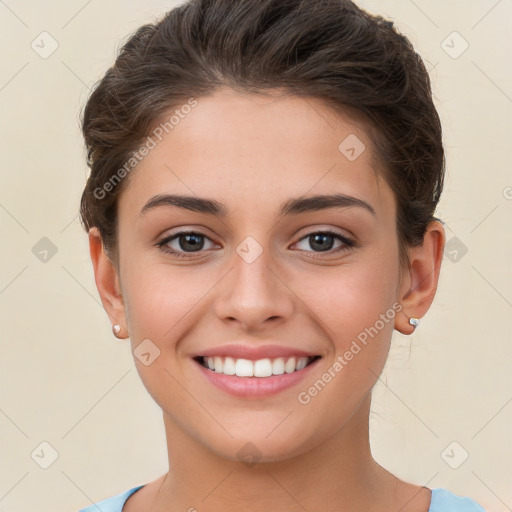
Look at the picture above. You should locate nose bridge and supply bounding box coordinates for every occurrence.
[235,238,275,293]
[214,233,293,327]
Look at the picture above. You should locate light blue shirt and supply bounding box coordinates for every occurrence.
[78,485,487,511]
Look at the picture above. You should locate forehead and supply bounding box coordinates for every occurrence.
[119,87,395,221]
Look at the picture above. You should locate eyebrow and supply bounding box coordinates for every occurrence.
[139,193,376,218]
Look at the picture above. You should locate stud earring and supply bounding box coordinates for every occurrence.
[112,324,122,337]
[409,317,420,328]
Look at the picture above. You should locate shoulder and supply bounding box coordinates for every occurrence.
[78,484,146,512]
[429,488,487,512]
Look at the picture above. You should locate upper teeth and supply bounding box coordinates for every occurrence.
[203,356,312,377]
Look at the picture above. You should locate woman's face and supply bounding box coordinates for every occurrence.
[110,87,411,461]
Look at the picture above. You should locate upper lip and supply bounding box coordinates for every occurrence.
[193,344,320,361]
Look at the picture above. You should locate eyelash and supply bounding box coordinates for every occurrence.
[156,229,355,259]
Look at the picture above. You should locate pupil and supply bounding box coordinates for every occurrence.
[177,233,335,253]
[180,234,203,252]
[310,234,333,252]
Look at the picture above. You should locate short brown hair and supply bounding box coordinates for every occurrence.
[79,0,445,269]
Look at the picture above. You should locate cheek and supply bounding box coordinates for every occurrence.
[122,260,205,339]
[292,259,399,434]
[120,263,209,408]
[307,255,399,343]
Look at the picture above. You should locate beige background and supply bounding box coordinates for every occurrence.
[0,1,511,511]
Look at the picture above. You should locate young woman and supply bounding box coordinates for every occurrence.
[78,0,487,510]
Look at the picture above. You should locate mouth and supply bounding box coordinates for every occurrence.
[193,355,322,377]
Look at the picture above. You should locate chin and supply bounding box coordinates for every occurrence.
[196,419,325,465]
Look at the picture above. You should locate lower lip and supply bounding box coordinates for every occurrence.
[194,358,321,398]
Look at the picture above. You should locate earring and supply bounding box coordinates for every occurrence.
[112,324,122,338]
[409,317,420,328]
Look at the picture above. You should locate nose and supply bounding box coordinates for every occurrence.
[213,242,294,332]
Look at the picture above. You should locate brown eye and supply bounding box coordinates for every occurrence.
[158,231,216,257]
[294,230,354,257]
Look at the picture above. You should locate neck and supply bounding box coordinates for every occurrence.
[154,393,404,512]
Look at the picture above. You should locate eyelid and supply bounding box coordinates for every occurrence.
[294,223,355,241]
[157,225,218,245]
[292,229,354,254]
[157,227,352,246]
[158,230,218,251]
[157,227,355,259]
[295,224,353,239]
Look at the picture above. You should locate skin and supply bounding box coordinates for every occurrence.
[89,86,445,512]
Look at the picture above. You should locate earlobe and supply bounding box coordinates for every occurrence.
[88,227,129,338]
[395,220,446,335]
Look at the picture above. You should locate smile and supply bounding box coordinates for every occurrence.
[195,355,321,377]
[193,355,322,398]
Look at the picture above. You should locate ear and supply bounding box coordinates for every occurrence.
[88,227,128,338]
[395,220,446,335]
